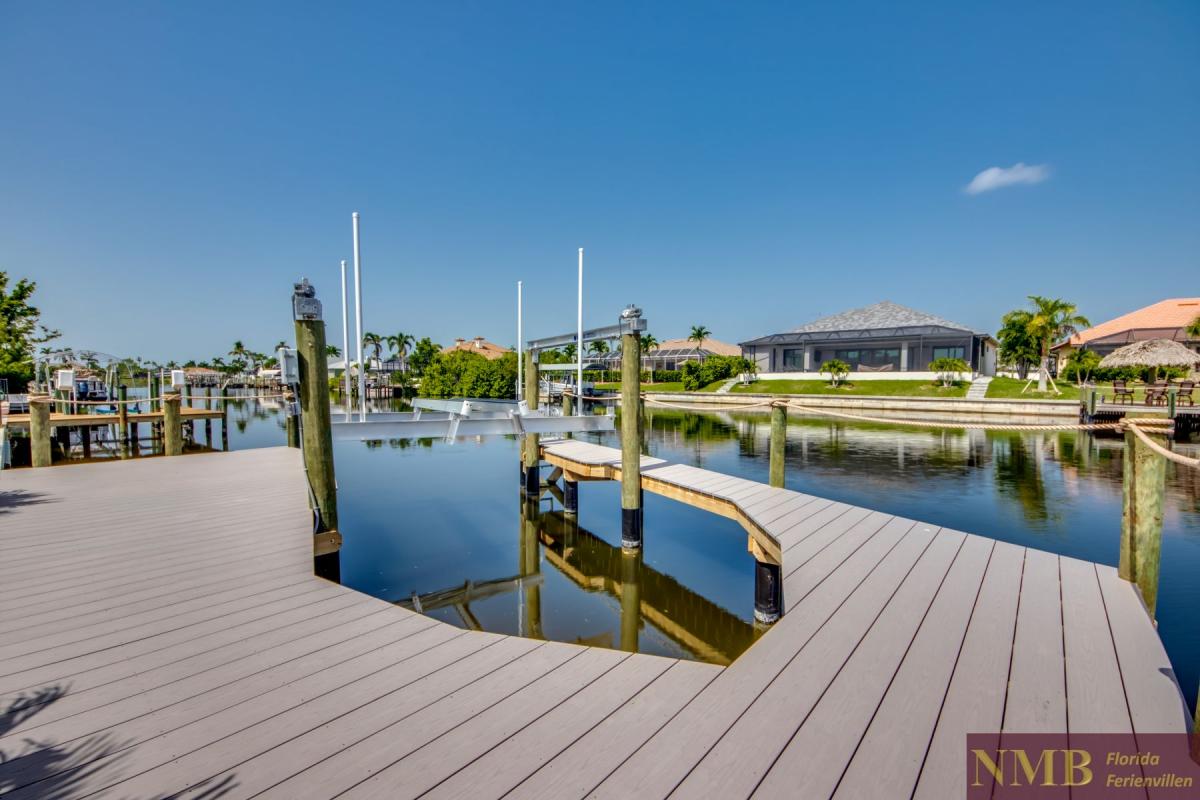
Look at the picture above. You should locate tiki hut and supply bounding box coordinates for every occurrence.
[1098,338,1200,380]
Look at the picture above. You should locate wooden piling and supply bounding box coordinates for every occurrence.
[162,393,183,456]
[563,474,579,515]
[80,425,91,459]
[769,402,786,488]
[286,412,300,448]
[294,294,338,532]
[205,387,213,447]
[29,395,52,468]
[563,392,573,417]
[620,329,643,549]
[117,385,130,458]
[523,350,540,497]
[1118,412,1168,618]
[220,399,229,451]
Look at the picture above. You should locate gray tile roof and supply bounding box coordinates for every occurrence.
[790,301,978,334]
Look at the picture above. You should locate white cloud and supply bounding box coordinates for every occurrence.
[964,162,1050,195]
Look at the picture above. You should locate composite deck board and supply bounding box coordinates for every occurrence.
[0,442,1185,799]
[832,535,996,799]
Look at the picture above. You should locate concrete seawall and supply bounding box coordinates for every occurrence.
[642,391,1080,420]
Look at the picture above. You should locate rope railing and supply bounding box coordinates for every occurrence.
[1125,421,1200,468]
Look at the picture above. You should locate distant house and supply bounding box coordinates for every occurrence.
[740,301,997,378]
[442,336,511,361]
[644,338,741,370]
[588,337,741,371]
[183,366,222,387]
[1052,297,1200,358]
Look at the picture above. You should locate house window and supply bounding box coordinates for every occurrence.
[833,348,901,369]
[931,346,965,361]
[782,349,804,369]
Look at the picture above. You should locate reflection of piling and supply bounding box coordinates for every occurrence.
[620,327,643,549]
[29,395,51,468]
[523,350,540,497]
[1118,412,1168,618]
[163,393,183,456]
[521,500,543,638]
[620,550,641,652]
[293,281,339,533]
[769,402,787,488]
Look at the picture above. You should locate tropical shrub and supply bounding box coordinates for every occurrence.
[1060,349,1101,386]
[680,355,753,390]
[419,351,517,399]
[928,357,969,387]
[820,359,850,386]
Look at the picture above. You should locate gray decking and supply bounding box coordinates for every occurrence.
[1,445,1191,799]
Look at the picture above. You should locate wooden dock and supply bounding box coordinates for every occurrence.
[2,407,224,429]
[0,445,1191,799]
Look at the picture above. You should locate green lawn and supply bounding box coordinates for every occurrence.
[728,379,968,398]
[983,377,1080,401]
[595,380,725,393]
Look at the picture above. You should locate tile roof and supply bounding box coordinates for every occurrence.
[1064,298,1200,346]
[788,301,978,334]
[442,336,512,360]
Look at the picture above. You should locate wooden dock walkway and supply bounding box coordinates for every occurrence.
[0,445,1191,799]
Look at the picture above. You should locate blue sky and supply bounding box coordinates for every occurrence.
[2,1,1197,361]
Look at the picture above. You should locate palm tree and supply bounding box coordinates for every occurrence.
[228,341,252,377]
[362,332,384,367]
[274,340,288,353]
[1186,315,1200,339]
[325,344,341,358]
[588,340,609,356]
[387,332,415,371]
[1026,296,1090,392]
[688,325,711,351]
[563,343,577,363]
[640,334,659,371]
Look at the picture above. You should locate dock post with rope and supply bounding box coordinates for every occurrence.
[1118,411,1171,618]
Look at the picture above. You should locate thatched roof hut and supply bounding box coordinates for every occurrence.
[1098,338,1200,370]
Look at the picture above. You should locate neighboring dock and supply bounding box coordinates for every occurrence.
[0,445,1190,799]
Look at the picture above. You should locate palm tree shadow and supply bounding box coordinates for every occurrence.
[0,490,57,515]
[0,685,239,799]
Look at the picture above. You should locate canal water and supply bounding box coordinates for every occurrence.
[104,394,1200,703]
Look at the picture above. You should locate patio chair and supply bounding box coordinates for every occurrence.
[1111,379,1135,404]
[1176,380,1195,407]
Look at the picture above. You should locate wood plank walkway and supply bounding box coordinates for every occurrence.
[0,445,1191,799]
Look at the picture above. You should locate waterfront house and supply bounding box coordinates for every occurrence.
[740,301,997,379]
[1052,297,1200,358]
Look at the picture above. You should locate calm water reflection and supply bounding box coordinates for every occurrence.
[213,398,1199,703]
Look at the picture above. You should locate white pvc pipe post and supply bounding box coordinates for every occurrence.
[577,247,583,415]
[340,259,352,420]
[517,281,524,402]
[352,212,366,421]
